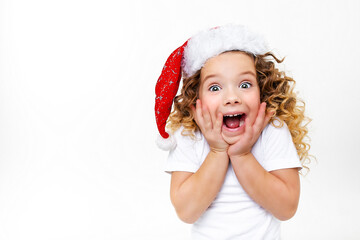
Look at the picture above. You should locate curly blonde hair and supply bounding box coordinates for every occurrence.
[167,51,312,170]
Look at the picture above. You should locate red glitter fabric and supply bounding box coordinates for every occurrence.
[155,40,188,139]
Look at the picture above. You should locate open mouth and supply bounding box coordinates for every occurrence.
[223,113,246,129]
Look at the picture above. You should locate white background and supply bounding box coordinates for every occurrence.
[1,0,360,239]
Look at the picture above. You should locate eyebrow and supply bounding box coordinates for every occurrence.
[202,70,256,83]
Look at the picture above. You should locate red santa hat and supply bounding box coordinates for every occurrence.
[155,24,269,150]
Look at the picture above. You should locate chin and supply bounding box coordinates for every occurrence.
[221,124,245,145]
[222,133,242,145]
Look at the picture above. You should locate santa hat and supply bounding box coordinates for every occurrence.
[155,24,269,150]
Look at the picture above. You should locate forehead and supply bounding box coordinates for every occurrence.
[200,51,256,79]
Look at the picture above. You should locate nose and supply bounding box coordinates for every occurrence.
[224,88,241,105]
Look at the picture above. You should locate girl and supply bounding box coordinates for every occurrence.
[155,25,311,239]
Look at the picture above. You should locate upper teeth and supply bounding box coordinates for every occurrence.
[224,114,242,117]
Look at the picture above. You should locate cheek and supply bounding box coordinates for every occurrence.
[200,95,220,113]
[201,95,216,105]
[251,102,261,116]
[253,100,261,109]
[249,92,261,108]
[245,93,261,119]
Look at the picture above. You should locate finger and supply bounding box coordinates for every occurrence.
[190,104,196,121]
[253,102,267,131]
[213,112,223,133]
[244,117,253,140]
[190,104,196,115]
[194,99,205,128]
[202,104,213,130]
[262,109,274,129]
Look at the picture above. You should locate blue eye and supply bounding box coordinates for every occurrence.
[240,82,251,88]
[209,85,221,92]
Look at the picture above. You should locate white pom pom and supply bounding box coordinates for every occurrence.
[156,134,177,151]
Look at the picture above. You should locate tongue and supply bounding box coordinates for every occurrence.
[224,116,241,128]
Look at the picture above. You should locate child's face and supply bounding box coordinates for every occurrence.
[198,51,261,144]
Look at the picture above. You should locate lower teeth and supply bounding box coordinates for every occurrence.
[239,120,244,126]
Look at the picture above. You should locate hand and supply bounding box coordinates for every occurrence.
[192,99,229,153]
[227,102,273,158]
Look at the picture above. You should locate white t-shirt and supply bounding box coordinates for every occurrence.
[165,122,302,240]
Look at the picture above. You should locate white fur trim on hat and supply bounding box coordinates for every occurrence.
[156,134,177,151]
[182,24,269,77]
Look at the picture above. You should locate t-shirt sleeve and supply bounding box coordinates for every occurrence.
[164,128,201,173]
[261,122,302,172]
